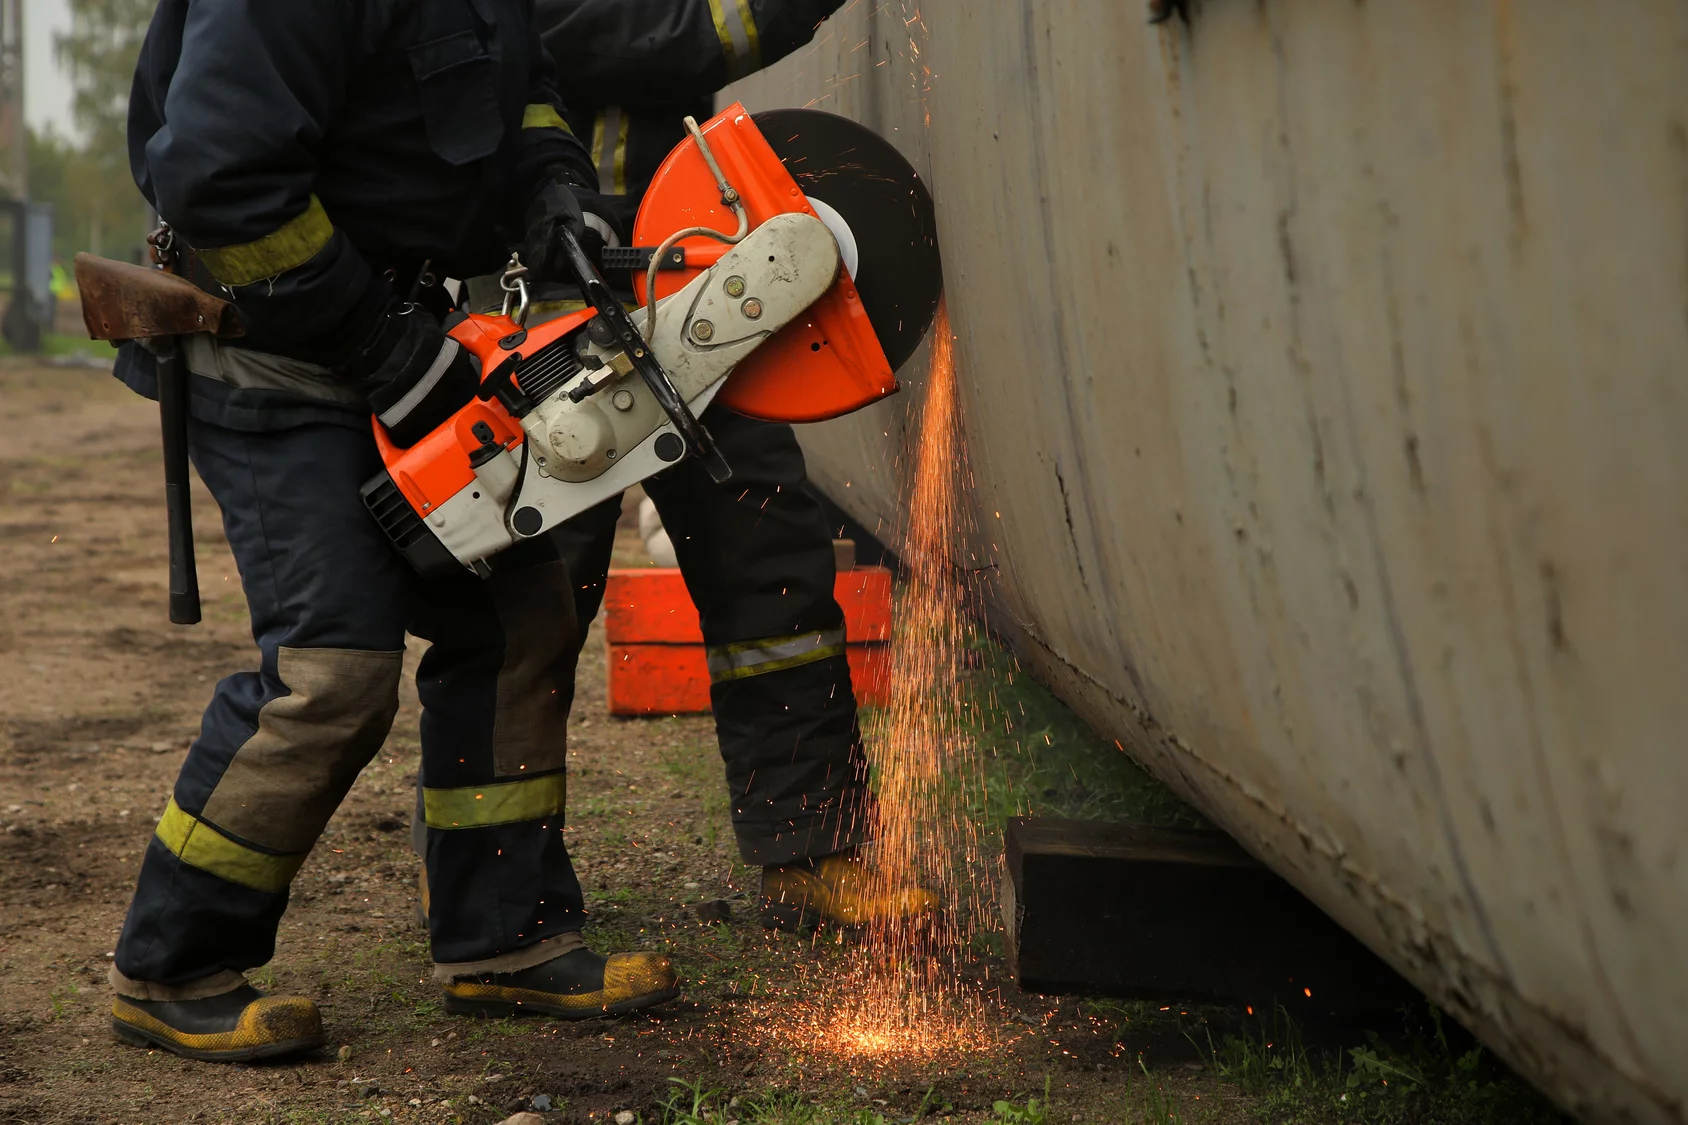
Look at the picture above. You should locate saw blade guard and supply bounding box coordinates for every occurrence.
[634,104,911,423]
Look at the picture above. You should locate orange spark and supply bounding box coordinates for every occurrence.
[762,302,996,1062]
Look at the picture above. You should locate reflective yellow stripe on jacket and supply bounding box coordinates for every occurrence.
[424,772,567,830]
[154,797,307,894]
[522,103,573,133]
[706,628,846,684]
[196,195,333,288]
[708,0,762,80]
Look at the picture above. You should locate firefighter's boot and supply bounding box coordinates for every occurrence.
[112,984,324,1062]
[760,849,941,931]
[441,947,679,1019]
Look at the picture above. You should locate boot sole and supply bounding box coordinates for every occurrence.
[112,1018,323,1063]
[442,986,681,1021]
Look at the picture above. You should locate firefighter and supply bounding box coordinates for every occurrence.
[526,0,940,930]
[108,0,677,1062]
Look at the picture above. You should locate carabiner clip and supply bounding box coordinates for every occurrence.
[499,253,531,327]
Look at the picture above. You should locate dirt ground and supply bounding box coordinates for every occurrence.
[1,359,1575,1125]
[0,360,1196,1125]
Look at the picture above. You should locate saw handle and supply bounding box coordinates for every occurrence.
[554,224,732,484]
[155,337,202,625]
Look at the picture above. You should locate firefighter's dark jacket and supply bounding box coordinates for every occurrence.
[127,0,596,369]
[535,0,845,227]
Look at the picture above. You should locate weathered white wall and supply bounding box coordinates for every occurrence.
[728,2,1688,1121]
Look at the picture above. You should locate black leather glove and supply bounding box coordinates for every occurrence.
[336,301,479,448]
[522,171,624,283]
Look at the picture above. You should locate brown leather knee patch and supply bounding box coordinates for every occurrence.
[199,647,403,853]
[489,560,579,778]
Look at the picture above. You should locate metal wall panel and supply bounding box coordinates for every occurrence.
[727,2,1688,1120]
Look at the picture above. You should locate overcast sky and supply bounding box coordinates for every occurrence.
[26,0,79,140]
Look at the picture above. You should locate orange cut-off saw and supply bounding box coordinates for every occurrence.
[361,104,942,577]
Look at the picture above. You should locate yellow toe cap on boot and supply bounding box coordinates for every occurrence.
[602,952,679,1003]
[112,994,324,1062]
[762,853,942,928]
[241,996,324,1047]
[441,948,680,1019]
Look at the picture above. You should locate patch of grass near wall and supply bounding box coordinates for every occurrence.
[923,624,1566,1125]
[1087,1000,1570,1125]
[956,634,1204,833]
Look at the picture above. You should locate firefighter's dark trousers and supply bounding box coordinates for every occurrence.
[554,406,871,866]
[114,417,585,992]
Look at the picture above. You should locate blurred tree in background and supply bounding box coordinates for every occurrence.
[31,0,152,265]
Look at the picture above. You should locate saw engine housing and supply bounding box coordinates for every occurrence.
[361,105,909,578]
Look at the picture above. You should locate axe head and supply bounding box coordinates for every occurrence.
[74,252,244,342]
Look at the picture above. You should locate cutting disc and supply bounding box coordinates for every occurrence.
[751,109,942,371]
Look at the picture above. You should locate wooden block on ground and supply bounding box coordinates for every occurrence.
[1003,817,1417,1014]
[607,643,888,715]
[602,566,893,716]
[605,567,892,644]
[832,538,857,572]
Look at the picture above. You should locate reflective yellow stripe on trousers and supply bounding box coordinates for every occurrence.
[707,0,762,80]
[591,107,630,196]
[424,772,567,830]
[154,798,307,894]
[706,628,846,684]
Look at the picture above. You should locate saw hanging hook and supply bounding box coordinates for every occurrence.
[499,252,531,326]
[643,115,750,340]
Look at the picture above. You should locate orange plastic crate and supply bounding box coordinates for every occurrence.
[604,567,892,716]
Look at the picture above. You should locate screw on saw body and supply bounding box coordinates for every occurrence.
[724,275,746,298]
[586,316,616,347]
[692,319,716,342]
[741,298,763,320]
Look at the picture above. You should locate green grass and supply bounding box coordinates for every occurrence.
[870,621,1565,1124]
[958,636,1203,831]
[852,624,1206,936]
[1076,1000,1569,1125]
[989,1080,1052,1125]
[274,1110,367,1125]
[656,1079,905,1125]
[46,980,82,1019]
[857,620,1203,867]
[0,330,114,359]
[649,1077,1059,1125]
[1134,1058,1187,1125]
[657,733,733,847]
[658,737,717,787]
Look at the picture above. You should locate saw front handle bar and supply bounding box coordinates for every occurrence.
[554,223,733,484]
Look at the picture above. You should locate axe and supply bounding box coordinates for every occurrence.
[74,252,243,625]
